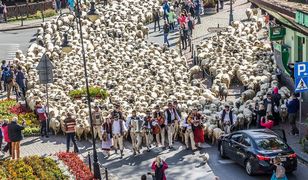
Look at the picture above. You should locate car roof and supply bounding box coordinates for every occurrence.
[237,129,278,139]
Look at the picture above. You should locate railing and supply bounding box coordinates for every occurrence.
[87,152,109,180]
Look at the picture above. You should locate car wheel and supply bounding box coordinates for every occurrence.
[245,160,254,176]
[219,144,226,158]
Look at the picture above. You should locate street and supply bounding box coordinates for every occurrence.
[1,0,308,179]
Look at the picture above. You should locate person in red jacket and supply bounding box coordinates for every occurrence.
[1,120,11,156]
[151,156,168,180]
[260,114,274,129]
[35,101,49,138]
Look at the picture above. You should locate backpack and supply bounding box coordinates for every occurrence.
[3,70,13,83]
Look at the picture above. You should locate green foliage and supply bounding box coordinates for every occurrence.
[23,127,41,137]
[69,87,109,99]
[0,156,68,179]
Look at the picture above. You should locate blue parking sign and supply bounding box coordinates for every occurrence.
[294,62,308,92]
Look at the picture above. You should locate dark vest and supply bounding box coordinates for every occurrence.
[165,109,175,124]
[221,110,233,124]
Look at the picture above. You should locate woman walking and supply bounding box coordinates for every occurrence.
[101,118,113,157]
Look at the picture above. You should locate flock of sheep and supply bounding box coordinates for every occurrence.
[11,0,291,144]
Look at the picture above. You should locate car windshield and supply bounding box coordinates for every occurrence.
[256,137,288,151]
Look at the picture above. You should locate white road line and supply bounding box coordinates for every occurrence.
[1,43,20,61]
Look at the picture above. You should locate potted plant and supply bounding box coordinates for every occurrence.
[203,0,217,15]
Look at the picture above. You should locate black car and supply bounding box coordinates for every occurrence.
[218,129,297,175]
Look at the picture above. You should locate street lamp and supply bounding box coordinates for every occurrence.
[229,0,234,26]
[56,1,101,179]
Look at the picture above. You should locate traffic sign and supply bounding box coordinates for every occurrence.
[36,53,54,84]
[207,27,228,33]
[294,62,308,92]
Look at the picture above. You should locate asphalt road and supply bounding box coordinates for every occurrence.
[0,28,37,62]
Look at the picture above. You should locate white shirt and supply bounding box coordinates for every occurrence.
[126,115,139,128]
[112,119,127,134]
[182,118,192,129]
[164,108,181,125]
[220,110,237,124]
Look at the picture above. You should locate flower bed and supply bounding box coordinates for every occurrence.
[0,156,68,179]
[57,152,94,180]
[0,99,40,136]
[69,86,108,99]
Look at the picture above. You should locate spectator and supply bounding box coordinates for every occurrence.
[271,157,288,180]
[64,112,79,153]
[260,114,274,129]
[56,0,62,13]
[0,60,6,92]
[8,117,25,160]
[286,94,300,135]
[0,121,3,157]
[15,66,26,99]
[167,8,176,31]
[263,92,274,116]
[163,21,170,47]
[162,0,170,21]
[178,13,187,27]
[4,65,16,99]
[187,13,194,36]
[180,24,188,50]
[153,8,160,32]
[272,87,281,125]
[151,156,168,180]
[141,174,147,180]
[194,0,201,24]
[219,0,224,9]
[255,104,266,128]
[0,1,4,23]
[275,67,282,84]
[1,120,11,156]
[35,101,49,138]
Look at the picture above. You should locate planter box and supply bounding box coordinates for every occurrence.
[204,7,217,15]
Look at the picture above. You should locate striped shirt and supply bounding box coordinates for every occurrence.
[64,117,76,133]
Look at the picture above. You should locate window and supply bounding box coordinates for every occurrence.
[230,133,243,143]
[241,136,251,147]
[256,138,288,151]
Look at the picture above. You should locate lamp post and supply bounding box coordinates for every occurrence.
[55,1,101,179]
[229,0,234,26]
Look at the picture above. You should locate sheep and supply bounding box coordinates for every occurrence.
[212,128,225,145]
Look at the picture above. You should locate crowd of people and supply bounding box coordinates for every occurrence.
[0,60,26,100]
[155,0,201,48]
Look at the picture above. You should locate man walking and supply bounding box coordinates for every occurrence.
[219,0,224,9]
[194,0,201,24]
[92,106,103,140]
[153,105,165,148]
[153,8,160,32]
[286,94,300,135]
[165,102,180,149]
[15,66,26,99]
[35,101,49,138]
[112,113,127,158]
[143,110,154,151]
[8,117,25,159]
[163,21,170,47]
[220,105,237,133]
[126,110,144,155]
[64,113,79,153]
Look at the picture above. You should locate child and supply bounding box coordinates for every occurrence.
[271,157,288,180]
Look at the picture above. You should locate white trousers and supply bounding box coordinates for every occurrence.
[93,125,102,140]
[113,134,124,150]
[184,129,196,150]
[131,132,142,151]
[167,124,175,146]
[156,127,166,146]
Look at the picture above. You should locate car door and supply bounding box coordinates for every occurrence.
[235,135,252,166]
[225,133,243,161]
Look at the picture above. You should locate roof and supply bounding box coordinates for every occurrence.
[264,0,308,14]
[239,129,278,139]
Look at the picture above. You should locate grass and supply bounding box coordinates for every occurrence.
[7,9,57,23]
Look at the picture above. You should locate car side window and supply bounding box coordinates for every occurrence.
[241,136,252,147]
[230,133,243,143]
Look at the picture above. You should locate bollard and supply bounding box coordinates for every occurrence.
[105,168,108,180]
[191,44,194,58]
[88,152,92,172]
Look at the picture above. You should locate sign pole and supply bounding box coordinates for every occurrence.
[300,92,302,124]
[45,54,50,134]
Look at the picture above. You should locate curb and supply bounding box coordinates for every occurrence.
[0,24,41,32]
[297,152,308,166]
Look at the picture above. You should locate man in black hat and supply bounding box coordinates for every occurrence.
[220,105,237,133]
[153,105,165,148]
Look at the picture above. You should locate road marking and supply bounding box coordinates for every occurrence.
[218,159,236,164]
[0,43,20,62]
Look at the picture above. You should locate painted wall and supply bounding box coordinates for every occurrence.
[284,27,308,62]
